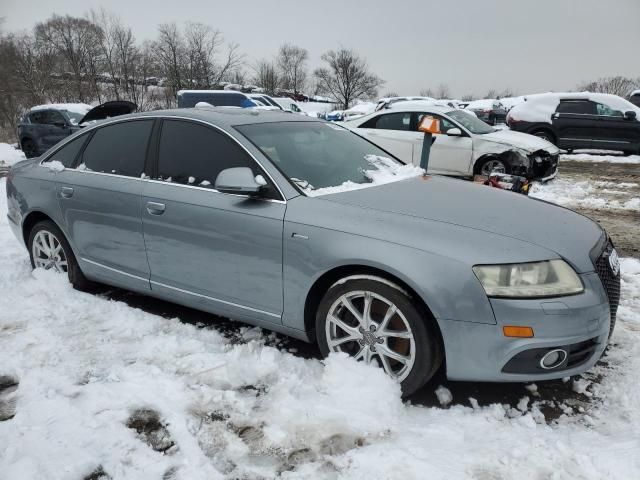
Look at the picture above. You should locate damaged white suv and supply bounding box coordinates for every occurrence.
[344,103,559,181]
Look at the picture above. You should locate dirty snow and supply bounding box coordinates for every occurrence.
[561,152,640,164]
[530,177,640,210]
[0,143,26,167]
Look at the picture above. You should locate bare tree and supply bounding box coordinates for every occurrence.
[419,88,434,98]
[460,94,476,101]
[314,48,384,109]
[435,83,451,99]
[578,76,638,97]
[154,22,186,96]
[277,43,308,95]
[383,91,399,98]
[252,60,281,95]
[35,15,103,102]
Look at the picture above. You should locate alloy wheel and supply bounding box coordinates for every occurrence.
[325,290,416,381]
[481,159,506,176]
[31,230,68,273]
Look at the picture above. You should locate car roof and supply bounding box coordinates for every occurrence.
[385,103,453,114]
[132,106,319,127]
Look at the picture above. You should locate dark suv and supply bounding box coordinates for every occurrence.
[507,94,640,154]
[18,101,136,158]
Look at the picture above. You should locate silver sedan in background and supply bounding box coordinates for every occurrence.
[6,108,619,395]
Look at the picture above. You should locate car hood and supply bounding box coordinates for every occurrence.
[79,100,137,125]
[479,129,559,154]
[321,176,602,273]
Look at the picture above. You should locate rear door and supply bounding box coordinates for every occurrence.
[55,119,154,291]
[592,102,640,152]
[141,119,285,323]
[412,112,473,175]
[552,100,598,150]
[356,112,419,163]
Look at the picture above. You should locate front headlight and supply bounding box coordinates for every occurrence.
[472,260,584,298]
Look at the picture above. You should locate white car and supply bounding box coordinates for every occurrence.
[344,105,560,180]
[273,97,307,115]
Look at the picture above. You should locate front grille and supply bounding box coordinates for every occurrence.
[594,240,621,334]
[566,338,599,368]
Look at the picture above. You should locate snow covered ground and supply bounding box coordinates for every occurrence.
[0,143,25,167]
[1,154,640,479]
[561,150,640,164]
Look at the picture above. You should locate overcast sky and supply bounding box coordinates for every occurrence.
[2,0,639,98]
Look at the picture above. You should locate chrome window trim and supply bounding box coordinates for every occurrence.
[144,178,286,204]
[150,280,281,318]
[38,114,288,203]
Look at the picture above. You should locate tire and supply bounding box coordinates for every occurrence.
[316,277,442,396]
[28,220,91,290]
[22,139,38,158]
[476,156,510,176]
[531,129,556,145]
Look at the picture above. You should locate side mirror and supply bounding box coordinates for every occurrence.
[446,127,462,137]
[624,110,637,121]
[53,121,67,128]
[215,167,264,196]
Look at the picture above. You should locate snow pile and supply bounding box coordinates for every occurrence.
[530,178,639,210]
[464,99,502,110]
[0,143,26,167]
[1,177,640,479]
[561,152,640,164]
[304,155,424,197]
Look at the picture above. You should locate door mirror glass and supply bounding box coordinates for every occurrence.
[215,167,264,195]
[624,110,637,120]
[446,127,462,137]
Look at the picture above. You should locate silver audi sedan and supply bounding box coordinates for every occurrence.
[6,108,620,395]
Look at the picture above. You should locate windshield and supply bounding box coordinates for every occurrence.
[447,110,495,134]
[63,110,88,125]
[236,121,423,196]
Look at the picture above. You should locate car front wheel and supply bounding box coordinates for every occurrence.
[28,220,91,289]
[316,277,442,396]
[22,139,38,158]
[478,157,509,176]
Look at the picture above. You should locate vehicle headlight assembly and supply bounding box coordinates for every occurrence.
[472,260,584,298]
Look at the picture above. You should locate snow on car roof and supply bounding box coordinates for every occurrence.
[630,89,640,97]
[465,99,502,109]
[30,103,92,115]
[385,101,453,114]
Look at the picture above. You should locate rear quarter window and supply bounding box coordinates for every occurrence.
[44,134,89,168]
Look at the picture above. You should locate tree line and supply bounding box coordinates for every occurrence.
[0,12,385,141]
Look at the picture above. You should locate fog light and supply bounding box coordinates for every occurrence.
[539,349,567,369]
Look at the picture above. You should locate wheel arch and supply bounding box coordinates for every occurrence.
[22,210,62,246]
[529,126,557,144]
[303,264,445,358]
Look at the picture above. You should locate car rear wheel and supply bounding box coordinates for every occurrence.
[316,277,442,396]
[28,220,91,290]
[22,139,38,158]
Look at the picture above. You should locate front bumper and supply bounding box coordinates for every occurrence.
[440,272,610,382]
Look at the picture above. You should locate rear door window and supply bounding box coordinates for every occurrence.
[415,113,457,133]
[45,134,89,168]
[556,100,597,115]
[80,120,153,177]
[361,112,412,131]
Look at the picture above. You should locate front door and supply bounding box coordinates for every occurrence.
[552,100,599,150]
[413,112,473,176]
[55,119,154,291]
[592,102,640,152]
[141,119,285,323]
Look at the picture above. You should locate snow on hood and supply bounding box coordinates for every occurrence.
[481,129,560,154]
[303,155,424,197]
[322,175,603,273]
[30,103,92,116]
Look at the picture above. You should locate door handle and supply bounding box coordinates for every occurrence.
[146,201,166,215]
[60,187,74,198]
